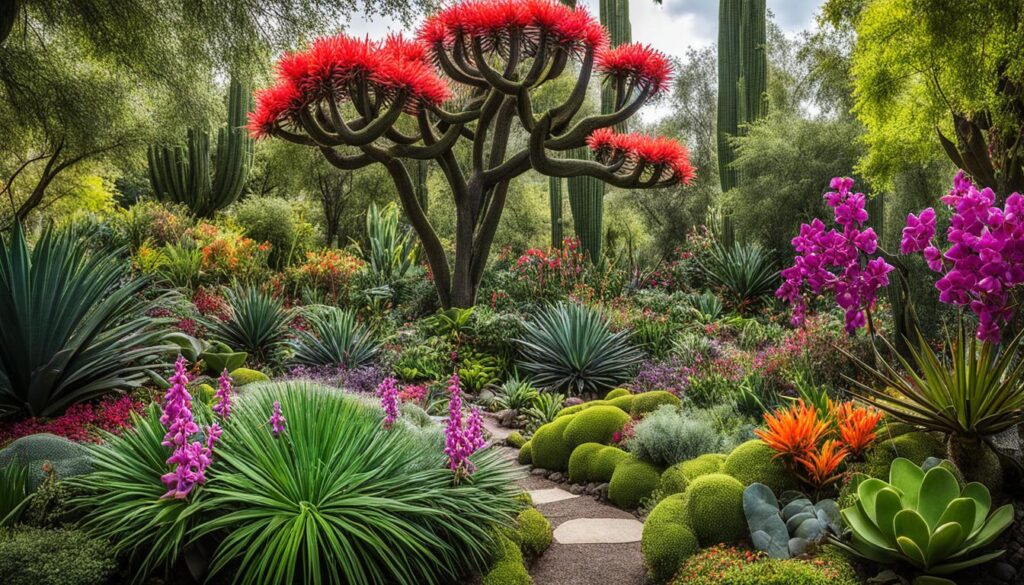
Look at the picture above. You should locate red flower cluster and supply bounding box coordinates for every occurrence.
[419,0,607,55]
[249,34,450,137]
[596,43,673,94]
[0,395,147,446]
[586,127,695,185]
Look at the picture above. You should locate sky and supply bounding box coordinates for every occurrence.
[345,0,827,120]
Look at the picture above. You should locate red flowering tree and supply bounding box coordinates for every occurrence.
[249,0,693,307]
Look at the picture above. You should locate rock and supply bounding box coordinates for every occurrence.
[563,397,584,407]
[586,482,598,495]
[477,389,496,405]
[569,484,585,495]
[991,562,1016,582]
[531,468,548,477]
[596,483,609,500]
[548,472,564,483]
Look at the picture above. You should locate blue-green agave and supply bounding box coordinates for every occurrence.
[833,457,1012,585]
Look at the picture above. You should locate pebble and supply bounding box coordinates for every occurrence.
[530,467,548,477]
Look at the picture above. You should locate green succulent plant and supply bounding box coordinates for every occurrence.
[743,483,842,559]
[494,377,540,412]
[198,341,247,375]
[289,306,379,370]
[832,457,1013,585]
[525,393,565,430]
[698,241,778,312]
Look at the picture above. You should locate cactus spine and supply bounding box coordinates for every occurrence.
[565,0,630,260]
[148,77,254,217]
[717,0,767,193]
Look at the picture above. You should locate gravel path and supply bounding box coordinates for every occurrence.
[484,415,646,585]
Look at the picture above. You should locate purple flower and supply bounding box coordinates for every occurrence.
[212,369,232,419]
[444,373,482,478]
[465,408,486,451]
[900,208,937,254]
[377,376,400,429]
[269,401,286,437]
[159,356,215,499]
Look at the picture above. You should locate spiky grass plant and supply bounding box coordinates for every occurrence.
[289,306,379,369]
[517,302,642,396]
[205,286,293,367]
[699,241,778,312]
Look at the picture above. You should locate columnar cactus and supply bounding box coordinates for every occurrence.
[717,0,767,193]
[148,77,254,217]
[249,0,693,307]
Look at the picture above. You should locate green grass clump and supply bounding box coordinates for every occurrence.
[642,493,698,583]
[228,367,269,386]
[722,440,797,493]
[506,431,526,449]
[683,474,746,546]
[629,391,681,417]
[562,406,630,449]
[530,415,575,470]
[608,457,662,509]
[591,446,631,483]
[568,442,606,484]
[0,526,115,585]
[518,441,533,465]
[514,508,553,557]
[605,388,631,400]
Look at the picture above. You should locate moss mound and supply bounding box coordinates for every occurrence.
[608,457,662,509]
[671,544,860,585]
[604,388,631,400]
[514,508,553,557]
[642,493,698,582]
[630,391,681,417]
[568,442,606,484]
[0,433,92,490]
[229,367,269,386]
[530,415,575,470]
[863,431,945,478]
[591,446,631,483]
[482,562,532,585]
[518,441,533,465]
[606,394,636,413]
[722,440,797,493]
[661,453,729,496]
[506,431,526,449]
[492,533,524,565]
[562,406,630,449]
[683,473,746,546]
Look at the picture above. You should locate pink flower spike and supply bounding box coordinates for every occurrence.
[212,369,232,419]
[269,401,287,437]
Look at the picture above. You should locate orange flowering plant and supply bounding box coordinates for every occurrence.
[288,248,366,304]
[755,399,883,493]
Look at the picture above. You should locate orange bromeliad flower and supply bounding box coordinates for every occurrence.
[795,439,849,490]
[754,401,829,459]
[835,401,884,457]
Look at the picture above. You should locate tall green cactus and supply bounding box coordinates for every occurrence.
[717,0,767,193]
[564,0,631,260]
[148,77,254,217]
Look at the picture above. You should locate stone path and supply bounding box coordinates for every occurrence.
[482,415,645,585]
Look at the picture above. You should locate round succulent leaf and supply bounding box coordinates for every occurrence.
[934,498,976,550]
[857,477,890,525]
[959,504,1014,554]
[842,503,896,553]
[788,536,810,557]
[794,517,824,541]
[894,509,932,555]
[917,467,962,530]
[752,529,790,559]
[960,482,992,535]
[928,549,1006,575]
[785,512,816,535]
[890,457,925,509]
[875,487,904,544]
[925,522,964,566]
[781,498,813,520]
[896,535,928,568]
[815,499,842,529]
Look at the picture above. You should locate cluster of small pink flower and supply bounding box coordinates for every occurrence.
[377,377,400,429]
[159,357,219,499]
[443,373,484,479]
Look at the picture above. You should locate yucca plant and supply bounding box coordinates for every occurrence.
[205,286,293,367]
[153,243,202,289]
[843,324,1024,480]
[289,306,379,370]
[494,376,540,412]
[192,382,521,585]
[0,224,173,419]
[70,404,211,582]
[699,241,778,312]
[525,392,565,429]
[686,291,725,323]
[517,302,642,396]
[361,202,419,286]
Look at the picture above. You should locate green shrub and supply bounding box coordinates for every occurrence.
[492,532,524,565]
[683,473,746,546]
[672,544,860,585]
[22,472,76,528]
[642,493,699,583]
[0,224,171,419]
[591,446,630,483]
[562,406,630,449]
[605,388,631,400]
[229,367,269,386]
[506,431,526,449]
[862,431,946,478]
[482,561,533,585]
[530,415,575,471]
[0,526,115,585]
[514,492,534,507]
[630,391,681,417]
[626,406,723,467]
[518,441,533,465]
[568,443,606,484]
[234,195,317,269]
[722,440,797,494]
[608,457,662,509]
[514,508,553,557]
[0,434,92,490]
[517,302,642,395]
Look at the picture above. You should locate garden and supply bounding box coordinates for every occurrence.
[1,0,1024,584]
